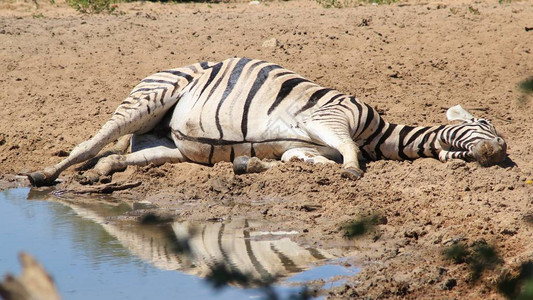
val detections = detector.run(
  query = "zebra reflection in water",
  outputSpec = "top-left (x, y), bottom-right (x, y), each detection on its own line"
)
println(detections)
top-left (43, 197), bottom-right (337, 284)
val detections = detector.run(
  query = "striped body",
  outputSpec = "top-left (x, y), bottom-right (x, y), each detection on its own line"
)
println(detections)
top-left (128, 58), bottom-right (501, 164)
top-left (154, 58), bottom-right (352, 164)
top-left (28, 58), bottom-right (507, 186)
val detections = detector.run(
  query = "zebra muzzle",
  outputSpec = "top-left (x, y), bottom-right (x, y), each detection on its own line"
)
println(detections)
top-left (472, 137), bottom-right (507, 167)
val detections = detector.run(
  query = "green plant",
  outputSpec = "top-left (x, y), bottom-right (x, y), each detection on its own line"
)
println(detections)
top-left (68, 0), bottom-right (117, 14)
top-left (342, 214), bottom-right (385, 239)
top-left (315, 0), bottom-right (347, 8)
top-left (443, 243), bottom-right (469, 264)
top-left (316, 0), bottom-right (396, 8)
top-left (519, 77), bottom-right (533, 94)
top-left (443, 240), bottom-right (502, 282)
top-left (468, 5), bottom-right (480, 15)
top-left (497, 261), bottom-right (533, 299)
top-left (516, 77), bottom-right (533, 107)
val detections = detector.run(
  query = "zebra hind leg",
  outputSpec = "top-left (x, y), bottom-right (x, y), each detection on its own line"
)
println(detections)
top-left (304, 122), bottom-right (364, 180)
top-left (28, 83), bottom-right (183, 186)
top-left (27, 122), bottom-right (127, 187)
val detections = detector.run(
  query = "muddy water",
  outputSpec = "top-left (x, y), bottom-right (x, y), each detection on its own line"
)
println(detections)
top-left (0, 188), bottom-right (359, 299)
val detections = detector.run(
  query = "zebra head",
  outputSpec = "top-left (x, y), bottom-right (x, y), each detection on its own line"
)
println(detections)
top-left (441, 105), bottom-right (507, 166)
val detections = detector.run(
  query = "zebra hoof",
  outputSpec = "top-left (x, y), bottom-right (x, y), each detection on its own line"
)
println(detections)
top-left (78, 171), bottom-right (100, 185)
top-left (233, 156), bottom-right (250, 175)
top-left (341, 168), bottom-right (363, 180)
top-left (27, 172), bottom-right (53, 187)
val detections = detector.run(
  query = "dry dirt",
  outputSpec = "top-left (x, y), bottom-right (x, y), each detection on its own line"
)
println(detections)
top-left (1, 0), bottom-right (533, 298)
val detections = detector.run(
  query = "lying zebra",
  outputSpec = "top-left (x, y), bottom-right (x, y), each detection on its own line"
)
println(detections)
top-left (28, 58), bottom-right (507, 186)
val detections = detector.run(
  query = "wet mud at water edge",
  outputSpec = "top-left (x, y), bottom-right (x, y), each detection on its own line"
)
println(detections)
top-left (1, 0), bottom-right (533, 298)
top-left (0, 188), bottom-right (360, 299)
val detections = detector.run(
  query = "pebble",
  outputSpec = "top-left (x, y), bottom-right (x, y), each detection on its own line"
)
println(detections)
top-left (442, 278), bottom-right (457, 290)
top-left (262, 38), bottom-right (279, 48)
top-left (133, 201), bottom-right (156, 210)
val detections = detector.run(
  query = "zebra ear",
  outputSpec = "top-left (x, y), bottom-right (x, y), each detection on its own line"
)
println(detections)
top-left (446, 105), bottom-right (474, 122)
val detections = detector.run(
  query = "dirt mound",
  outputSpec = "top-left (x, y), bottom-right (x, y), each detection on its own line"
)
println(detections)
top-left (1, 0), bottom-right (533, 298)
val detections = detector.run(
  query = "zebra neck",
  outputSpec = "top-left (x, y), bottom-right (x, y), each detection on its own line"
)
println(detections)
top-left (359, 122), bottom-right (447, 161)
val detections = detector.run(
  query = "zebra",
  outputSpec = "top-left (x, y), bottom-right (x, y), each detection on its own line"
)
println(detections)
top-left (27, 57), bottom-right (507, 187)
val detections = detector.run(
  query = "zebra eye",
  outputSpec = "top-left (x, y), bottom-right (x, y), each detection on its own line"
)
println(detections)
top-left (478, 119), bottom-right (488, 125)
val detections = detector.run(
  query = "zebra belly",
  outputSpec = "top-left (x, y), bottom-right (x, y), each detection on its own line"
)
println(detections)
top-left (168, 106), bottom-right (320, 164)
top-left (170, 133), bottom-right (317, 165)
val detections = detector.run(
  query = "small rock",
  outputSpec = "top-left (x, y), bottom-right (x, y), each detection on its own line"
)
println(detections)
top-left (395, 282), bottom-right (410, 296)
top-left (210, 178), bottom-right (229, 193)
top-left (133, 201), bottom-right (157, 210)
top-left (442, 278), bottom-right (457, 290)
top-left (494, 184), bottom-right (506, 192)
top-left (447, 160), bottom-right (466, 170)
top-left (300, 204), bottom-right (321, 212)
top-left (404, 229), bottom-right (419, 240)
top-left (262, 38), bottom-right (279, 48)
top-left (500, 228), bottom-right (517, 236)
top-left (53, 150), bottom-right (69, 157)
top-left (376, 215), bottom-right (388, 225)
top-left (316, 177), bottom-right (331, 185)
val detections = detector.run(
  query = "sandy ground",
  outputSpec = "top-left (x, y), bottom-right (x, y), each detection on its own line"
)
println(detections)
top-left (1, 0), bottom-right (533, 298)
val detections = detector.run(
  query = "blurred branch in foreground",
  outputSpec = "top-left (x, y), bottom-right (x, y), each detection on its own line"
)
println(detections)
top-left (0, 252), bottom-right (61, 300)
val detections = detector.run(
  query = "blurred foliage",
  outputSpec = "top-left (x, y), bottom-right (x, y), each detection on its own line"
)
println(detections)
top-left (67, 0), bottom-right (117, 13)
top-left (140, 213), bottom-right (173, 225)
top-left (516, 77), bottom-right (533, 107)
top-left (467, 5), bottom-right (480, 15)
top-left (443, 240), bottom-right (502, 282)
top-left (206, 263), bottom-right (314, 299)
top-left (66, 0), bottom-right (234, 13)
top-left (316, 0), bottom-right (397, 8)
top-left (342, 214), bottom-right (385, 239)
top-left (468, 242), bottom-right (502, 281)
top-left (519, 77), bottom-right (533, 94)
top-left (443, 243), bottom-right (469, 264)
top-left (206, 263), bottom-right (258, 289)
top-left (497, 261), bottom-right (533, 300)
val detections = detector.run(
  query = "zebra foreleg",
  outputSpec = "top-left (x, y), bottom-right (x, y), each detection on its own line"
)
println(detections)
top-left (76, 135), bottom-right (132, 172)
top-left (81, 144), bottom-right (187, 184)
